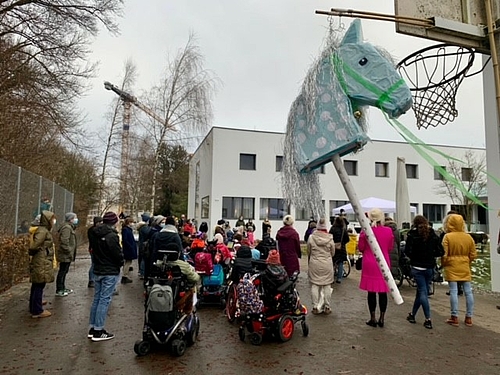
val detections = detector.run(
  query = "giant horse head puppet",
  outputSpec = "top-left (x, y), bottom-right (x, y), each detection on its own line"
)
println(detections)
top-left (282, 19), bottom-right (412, 215)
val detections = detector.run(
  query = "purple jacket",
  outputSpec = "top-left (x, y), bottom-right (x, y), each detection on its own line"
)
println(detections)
top-left (276, 225), bottom-right (301, 277)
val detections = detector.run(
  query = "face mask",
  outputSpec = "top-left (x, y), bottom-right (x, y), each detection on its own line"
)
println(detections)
top-left (160, 223), bottom-right (166, 228)
top-left (73, 218), bottom-right (79, 225)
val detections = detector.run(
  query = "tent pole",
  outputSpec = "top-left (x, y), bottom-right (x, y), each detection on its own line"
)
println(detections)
top-left (331, 154), bottom-right (403, 304)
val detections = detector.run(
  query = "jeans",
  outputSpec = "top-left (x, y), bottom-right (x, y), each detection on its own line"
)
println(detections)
top-left (56, 262), bottom-right (71, 292)
top-left (89, 275), bottom-right (119, 330)
top-left (29, 282), bottom-right (46, 315)
top-left (139, 258), bottom-right (145, 277)
top-left (449, 281), bottom-right (474, 317)
top-left (411, 267), bottom-right (433, 319)
top-left (336, 261), bottom-right (344, 282)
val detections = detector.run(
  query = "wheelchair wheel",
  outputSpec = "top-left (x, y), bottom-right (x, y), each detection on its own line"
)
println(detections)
top-left (301, 321), bottom-right (309, 337)
top-left (225, 283), bottom-right (238, 323)
top-left (250, 332), bottom-right (263, 346)
top-left (171, 339), bottom-right (187, 357)
top-left (134, 340), bottom-right (151, 356)
top-left (343, 260), bottom-right (351, 278)
top-left (186, 315), bottom-right (200, 346)
top-left (396, 267), bottom-right (404, 288)
top-left (278, 315), bottom-right (294, 342)
top-left (238, 326), bottom-right (246, 342)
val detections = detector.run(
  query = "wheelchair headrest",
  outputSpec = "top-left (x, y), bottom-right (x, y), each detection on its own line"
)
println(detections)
top-left (158, 249), bottom-right (179, 262)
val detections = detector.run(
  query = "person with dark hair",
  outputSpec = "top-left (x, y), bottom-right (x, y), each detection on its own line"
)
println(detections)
top-left (405, 215), bottom-right (444, 329)
top-left (121, 216), bottom-right (137, 284)
top-left (235, 215), bottom-right (245, 228)
top-left (137, 213), bottom-right (151, 279)
top-left (358, 208), bottom-right (394, 328)
top-left (88, 211), bottom-right (123, 341)
top-left (151, 216), bottom-right (184, 263)
top-left (256, 232), bottom-right (277, 260)
top-left (143, 215), bottom-right (165, 279)
top-left (262, 218), bottom-right (271, 240)
top-left (245, 219), bottom-right (256, 233)
top-left (330, 216), bottom-right (349, 284)
top-left (230, 245), bottom-right (254, 283)
top-left (87, 216), bottom-right (103, 288)
top-left (339, 209), bottom-right (349, 227)
top-left (304, 219), bottom-right (316, 243)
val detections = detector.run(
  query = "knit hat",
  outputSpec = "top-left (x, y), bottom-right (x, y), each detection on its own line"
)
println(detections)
top-left (214, 233), bottom-right (224, 244)
top-left (93, 216), bottom-right (103, 225)
top-left (141, 212), bottom-right (151, 222)
top-left (369, 208), bottom-right (385, 225)
top-left (65, 212), bottom-right (77, 222)
top-left (102, 212), bottom-right (119, 225)
top-left (316, 217), bottom-right (328, 230)
top-left (152, 215), bottom-right (165, 227)
top-left (283, 215), bottom-right (294, 226)
top-left (266, 249), bottom-right (281, 265)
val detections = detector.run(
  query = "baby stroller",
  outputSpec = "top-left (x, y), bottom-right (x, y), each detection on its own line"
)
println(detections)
top-left (237, 267), bottom-right (308, 346)
top-left (134, 249), bottom-right (200, 357)
top-left (196, 240), bottom-right (227, 307)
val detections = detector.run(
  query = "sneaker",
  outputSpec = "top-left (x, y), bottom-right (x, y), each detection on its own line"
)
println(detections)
top-left (87, 328), bottom-right (96, 338)
top-left (92, 330), bottom-right (115, 342)
top-left (423, 319), bottom-right (433, 329)
top-left (64, 289), bottom-right (74, 294)
top-left (465, 316), bottom-right (473, 327)
top-left (312, 308), bottom-right (320, 315)
top-left (55, 291), bottom-right (68, 297)
top-left (324, 308), bottom-right (332, 315)
top-left (446, 315), bottom-right (459, 327)
top-left (88, 281), bottom-right (95, 288)
top-left (32, 310), bottom-right (52, 318)
top-left (406, 313), bottom-right (416, 324)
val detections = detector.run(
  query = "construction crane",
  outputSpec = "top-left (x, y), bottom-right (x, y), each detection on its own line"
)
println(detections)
top-left (104, 81), bottom-right (167, 216)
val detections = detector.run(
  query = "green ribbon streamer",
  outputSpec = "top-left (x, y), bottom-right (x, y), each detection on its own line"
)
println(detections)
top-left (383, 112), bottom-right (490, 209)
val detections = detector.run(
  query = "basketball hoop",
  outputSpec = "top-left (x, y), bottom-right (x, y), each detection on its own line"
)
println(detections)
top-left (397, 44), bottom-right (475, 129)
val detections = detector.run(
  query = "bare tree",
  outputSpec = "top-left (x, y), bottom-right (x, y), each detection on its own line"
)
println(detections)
top-left (436, 150), bottom-right (487, 229)
top-left (140, 34), bottom-right (219, 212)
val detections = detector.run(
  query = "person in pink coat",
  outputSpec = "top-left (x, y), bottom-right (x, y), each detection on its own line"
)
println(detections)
top-left (358, 208), bottom-right (394, 328)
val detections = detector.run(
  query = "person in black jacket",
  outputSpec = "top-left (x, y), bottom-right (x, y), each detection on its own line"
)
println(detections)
top-left (88, 212), bottom-right (124, 342)
top-left (330, 216), bottom-right (349, 283)
top-left (150, 216), bottom-right (183, 266)
top-left (405, 215), bottom-right (444, 330)
top-left (230, 246), bottom-right (253, 283)
top-left (87, 216), bottom-right (103, 288)
top-left (256, 232), bottom-right (277, 260)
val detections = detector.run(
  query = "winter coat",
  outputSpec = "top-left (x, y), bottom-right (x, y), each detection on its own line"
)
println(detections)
top-left (92, 224), bottom-right (124, 276)
top-left (29, 211), bottom-right (56, 284)
top-left (405, 226), bottom-right (443, 269)
top-left (346, 233), bottom-right (358, 256)
top-left (358, 225), bottom-right (394, 293)
top-left (385, 221), bottom-right (401, 277)
top-left (166, 259), bottom-right (200, 285)
top-left (121, 225), bottom-right (138, 260)
top-left (307, 230), bottom-right (335, 285)
top-left (256, 234), bottom-right (276, 260)
top-left (441, 214), bottom-right (477, 282)
top-left (138, 223), bottom-right (151, 255)
top-left (151, 225), bottom-right (183, 262)
top-left (56, 222), bottom-right (77, 263)
top-left (245, 221), bottom-right (256, 232)
top-left (276, 225), bottom-right (301, 277)
top-left (330, 226), bottom-right (349, 263)
top-left (231, 246), bottom-right (254, 282)
top-left (262, 221), bottom-right (271, 238)
top-left (235, 219), bottom-right (245, 228)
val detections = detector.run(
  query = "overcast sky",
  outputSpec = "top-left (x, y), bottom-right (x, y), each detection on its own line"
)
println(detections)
top-left (79, 0), bottom-right (486, 150)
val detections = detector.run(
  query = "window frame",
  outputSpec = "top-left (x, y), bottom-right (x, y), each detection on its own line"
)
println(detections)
top-left (201, 196), bottom-right (210, 219)
top-left (405, 163), bottom-right (419, 179)
top-left (239, 153), bottom-right (256, 171)
top-left (259, 198), bottom-right (290, 220)
top-left (275, 156), bottom-right (283, 172)
top-left (222, 197), bottom-right (255, 220)
top-left (375, 162), bottom-right (389, 177)
top-left (344, 160), bottom-right (358, 176)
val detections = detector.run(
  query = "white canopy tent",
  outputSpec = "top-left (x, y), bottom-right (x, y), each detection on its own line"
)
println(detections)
top-left (331, 197), bottom-right (417, 215)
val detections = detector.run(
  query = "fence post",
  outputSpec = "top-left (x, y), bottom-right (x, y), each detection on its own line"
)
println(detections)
top-left (14, 167), bottom-right (21, 236)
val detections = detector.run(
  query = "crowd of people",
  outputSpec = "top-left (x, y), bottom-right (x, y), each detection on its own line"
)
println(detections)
top-left (25, 207), bottom-right (478, 342)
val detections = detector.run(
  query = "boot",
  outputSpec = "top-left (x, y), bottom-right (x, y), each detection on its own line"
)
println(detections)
top-left (32, 310), bottom-right (52, 319)
top-left (377, 312), bottom-right (385, 327)
top-left (464, 316), bottom-right (473, 327)
top-left (446, 315), bottom-right (459, 327)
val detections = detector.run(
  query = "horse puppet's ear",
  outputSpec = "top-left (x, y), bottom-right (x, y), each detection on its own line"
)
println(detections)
top-left (341, 19), bottom-right (363, 45)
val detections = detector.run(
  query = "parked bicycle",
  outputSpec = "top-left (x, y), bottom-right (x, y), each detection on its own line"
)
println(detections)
top-left (334, 259), bottom-right (351, 279)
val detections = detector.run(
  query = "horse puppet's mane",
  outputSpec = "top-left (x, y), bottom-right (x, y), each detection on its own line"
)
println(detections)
top-left (282, 27), bottom-right (397, 218)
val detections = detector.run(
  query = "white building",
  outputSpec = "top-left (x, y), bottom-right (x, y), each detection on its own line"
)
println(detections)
top-left (188, 127), bottom-right (487, 240)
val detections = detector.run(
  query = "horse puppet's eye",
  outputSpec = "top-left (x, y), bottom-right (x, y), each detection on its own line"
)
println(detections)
top-left (359, 57), bottom-right (368, 66)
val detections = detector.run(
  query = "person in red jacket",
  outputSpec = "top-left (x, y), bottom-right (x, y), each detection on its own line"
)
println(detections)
top-left (276, 215), bottom-right (302, 277)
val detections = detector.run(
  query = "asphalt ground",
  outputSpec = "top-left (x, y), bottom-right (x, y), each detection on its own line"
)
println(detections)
top-left (1, 253), bottom-right (500, 375)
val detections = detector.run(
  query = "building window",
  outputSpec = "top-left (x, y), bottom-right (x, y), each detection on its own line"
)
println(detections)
top-left (296, 200), bottom-right (325, 220)
top-left (423, 204), bottom-right (446, 223)
top-left (461, 167), bottom-right (472, 181)
top-left (434, 166), bottom-right (446, 180)
top-left (406, 164), bottom-right (418, 179)
top-left (240, 153), bottom-right (256, 170)
top-left (201, 196), bottom-right (209, 219)
top-left (259, 198), bottom-right (289, 220)
top-left (375, 162), bottom-right (389, 177)
top-left (344, 160), bottom-right (358, 176)
top-left (275, 156), bottom-right (283, 172)
top-left (222, 197), bottom-right (255, 220)
top-left (410, 203), bottom-right (418, 214)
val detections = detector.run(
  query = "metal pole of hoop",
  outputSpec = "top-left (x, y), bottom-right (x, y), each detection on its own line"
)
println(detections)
top-left (331, 154), bottom-right (404, 305)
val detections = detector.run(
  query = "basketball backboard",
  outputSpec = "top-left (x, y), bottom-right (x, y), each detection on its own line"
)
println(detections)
top-left (395, 0), bottom-right (494, 54)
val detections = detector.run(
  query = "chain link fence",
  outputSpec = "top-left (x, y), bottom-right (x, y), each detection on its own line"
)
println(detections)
top-left (0, 159), bottom-right (74, 236)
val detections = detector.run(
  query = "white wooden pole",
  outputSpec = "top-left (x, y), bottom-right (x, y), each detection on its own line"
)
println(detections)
top-left (331, 154), bottom-right (403, 305)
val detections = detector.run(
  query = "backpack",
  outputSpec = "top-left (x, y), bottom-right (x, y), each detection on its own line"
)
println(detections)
top-left (195, 252), bottom-right (213, 275)
top-left (265, 265), bottom-right (288, 286)
top-left (237, 273), bottom-right (263, 315)
top-left (146, 284), bottom-right (175, 329)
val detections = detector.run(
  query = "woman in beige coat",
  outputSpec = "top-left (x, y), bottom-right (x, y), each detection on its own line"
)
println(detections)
top-left (307, 217), bottom-right (335, 315)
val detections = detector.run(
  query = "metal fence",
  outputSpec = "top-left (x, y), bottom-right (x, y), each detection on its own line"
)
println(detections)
top-left (0, 159), bottom-right (74, 236)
